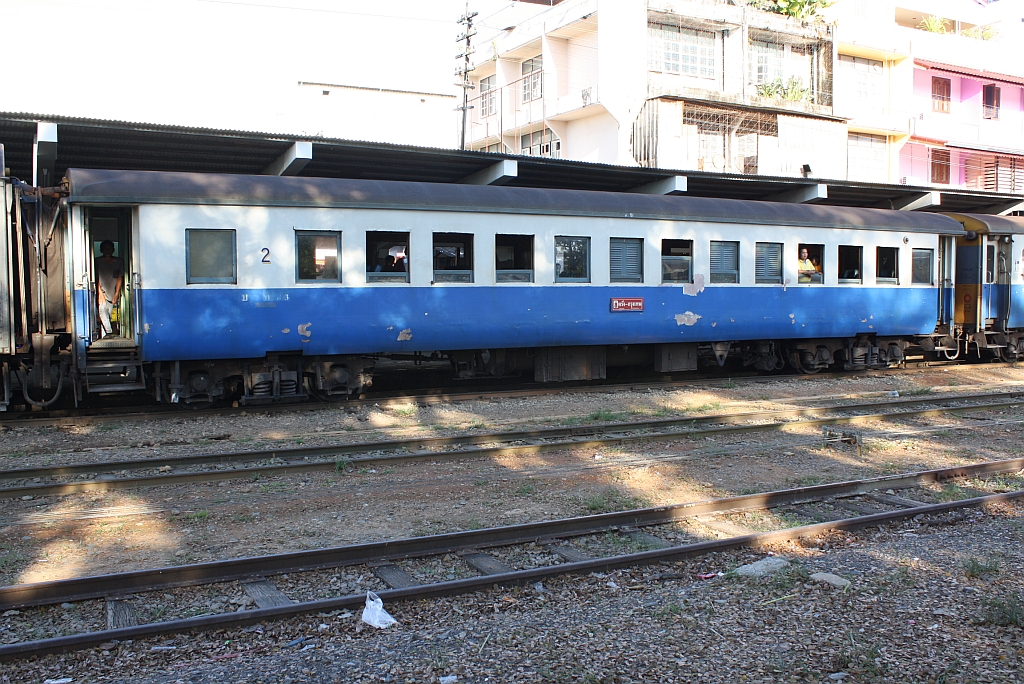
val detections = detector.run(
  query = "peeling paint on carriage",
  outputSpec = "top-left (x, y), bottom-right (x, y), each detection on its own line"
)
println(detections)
top-left (674, 312), bottom-right (702, 326)
top-left (683, 274), bottom-right (706, 297)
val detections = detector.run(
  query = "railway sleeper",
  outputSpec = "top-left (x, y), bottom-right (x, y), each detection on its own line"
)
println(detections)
top-left (1, 483), bottom-right (1020, 662)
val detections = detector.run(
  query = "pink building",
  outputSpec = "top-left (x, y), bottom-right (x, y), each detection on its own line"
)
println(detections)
top-left (901, 61), bottom-right (1024, 193)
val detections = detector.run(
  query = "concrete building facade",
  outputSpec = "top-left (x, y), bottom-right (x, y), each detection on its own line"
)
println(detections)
top-left (465, 0), bottom-right (1024, 199)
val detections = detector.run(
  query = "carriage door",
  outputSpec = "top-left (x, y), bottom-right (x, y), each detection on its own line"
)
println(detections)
top-left (937, 235), bottom-right (955, 323)
top-left (982, 236), bottom-right (1012, 328)
top-left (0, 179), bottom-right (13, 357)
top-left (1010, 235), bottom-right (1024, 330)
top-left (953, 233), bottom-right (983, 332)
top-left (85, 207), bottom-right (135, 348)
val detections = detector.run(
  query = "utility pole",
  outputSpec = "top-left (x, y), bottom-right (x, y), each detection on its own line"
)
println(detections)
top-left (456, 1), bottom-right (478, 150)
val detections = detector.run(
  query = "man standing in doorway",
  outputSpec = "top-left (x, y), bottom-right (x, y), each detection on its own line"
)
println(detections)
top-left (95, 240), bottom-right (124, 338)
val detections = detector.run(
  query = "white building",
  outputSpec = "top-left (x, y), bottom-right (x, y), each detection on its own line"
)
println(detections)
top-left (466, 0), bottom-right (847, 178)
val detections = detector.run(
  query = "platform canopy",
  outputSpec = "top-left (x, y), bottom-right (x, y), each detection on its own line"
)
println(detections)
top-left (1, 111), bottom-right (1021, 214)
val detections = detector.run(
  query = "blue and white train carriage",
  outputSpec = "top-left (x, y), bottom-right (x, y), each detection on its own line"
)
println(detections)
top-left (3, 167), bottom-right (1023, 409)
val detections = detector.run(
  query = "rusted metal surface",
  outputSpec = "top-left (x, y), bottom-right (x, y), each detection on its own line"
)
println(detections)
top-left (2, 457), bottom-right (1021, 612)
top-left (1, 393), bottom-right (1021, 499)
top-left (0, 485), bottom-right (1020, 661)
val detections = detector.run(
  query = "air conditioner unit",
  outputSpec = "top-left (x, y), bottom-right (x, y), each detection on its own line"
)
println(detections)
top-left (900, 176), bottom-right (908, 185)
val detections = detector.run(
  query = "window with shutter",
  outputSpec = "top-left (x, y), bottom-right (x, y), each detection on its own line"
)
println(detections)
top-left (610, 238), bottom-right (643, 283)
top-left (755, 242), bottom-right (783, 284)
top-left (710, 240), bottom-right (740, 284)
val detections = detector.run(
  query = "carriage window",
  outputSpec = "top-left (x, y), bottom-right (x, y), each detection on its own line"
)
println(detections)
top-left (496, 234), bottom-right (534, 282)
top-left (797, 243), bottom-right (824, 284)
top-left (986, 244), bottom-right (996, 284)
top-left (709, 240), bottom-right (739, 284)
top-left (661, 239), bottom-right (692, 283)
top-left (755, 242), bottom-right (783, 284)
top-left (433, 233), bottom-right (474, 283)
top-left (912, 248), bottom-right (934, 285)
top-left (877, 246), bottom-right (899, 283)
top-left (610, 238), bottom-right (643, 283)
top-left (186, 229), bottom-right (236, 284)
top-left (366, 231), bottom-right (409, 283)
top-left (555, 236), bottom-right (590, 282)
top-left (838, 245), bottom-right (862, 283)
top-left (296, 231), bottom-right (341, 282)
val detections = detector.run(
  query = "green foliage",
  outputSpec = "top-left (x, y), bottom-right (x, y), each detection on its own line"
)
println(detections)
top-left (756, 76), bottom-right (810, 102)
top-left (749, 0), bottom-right (833, 20)
top-left (962, 556), bottom-right (1001, 578)
top-left (962, 24), bottom-right (998, 40)
top-left (918, 15), bottom-right (950, 34)
top-left (774, 0), bottom-right (833, 20)
top-left (981, 593), bottom-right (1024, 627)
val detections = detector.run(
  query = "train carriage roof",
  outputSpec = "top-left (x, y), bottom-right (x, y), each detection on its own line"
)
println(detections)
top-left (66, 169), bottom-right (967, 235)
top-left (944, 213), bottom-right (1024, 236)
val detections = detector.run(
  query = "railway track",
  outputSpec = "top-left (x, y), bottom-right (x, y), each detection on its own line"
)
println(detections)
top-left (0, 457), bottom-right (1021, 661)
top-left (2, 391), bottom-right (1023, 499)
top-left (0, 359), bottom-right (1002, 428)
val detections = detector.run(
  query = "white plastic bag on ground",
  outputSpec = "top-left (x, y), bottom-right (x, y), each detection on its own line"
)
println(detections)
top-left (361, 591), bottom-right (398, 629)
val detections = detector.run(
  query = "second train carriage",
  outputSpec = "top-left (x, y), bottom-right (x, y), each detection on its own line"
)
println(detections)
top-left (2, 167), bottom-right (1024, 409)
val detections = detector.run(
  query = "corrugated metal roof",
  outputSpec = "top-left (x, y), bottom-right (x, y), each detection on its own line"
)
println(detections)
top-left (3, 111), bottom-right (1021, 214)
top-left (67, 168), bottom-right (967, 235)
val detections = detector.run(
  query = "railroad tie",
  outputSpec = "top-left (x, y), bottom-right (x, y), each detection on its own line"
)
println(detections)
top-left (372, 563), bottom-right (420, 589)
top-left (831, 499), bottom-right (884, 516)
top-left (105, 599), bottom-right (139, 630)
top-left (693, 518), bottom-right (752, 539)
top-left (865, 492), bottom-right (926, 509)
top-left (459, 551), bottom-right (515, 575)
top-left (620, 528), bottom-right (671, 549)
top-left (545, 544), bottom-right (593, 563)
top-left (242, 580), bottom-right (295, 609)
top-left (788, 505), bottom-right (845, 523)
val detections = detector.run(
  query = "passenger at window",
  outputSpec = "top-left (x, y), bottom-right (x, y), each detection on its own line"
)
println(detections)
top-left (797, 247), bottom-right (817, 283)
top-left (94, 240), bottom-right (124, 338)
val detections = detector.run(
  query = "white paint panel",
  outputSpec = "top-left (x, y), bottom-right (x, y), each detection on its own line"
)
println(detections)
top-left (137, 204), bottom-right (943, 292)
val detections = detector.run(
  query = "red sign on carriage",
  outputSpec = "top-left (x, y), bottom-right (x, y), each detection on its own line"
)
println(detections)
top-left (610, 297), bottom-right (644, 312)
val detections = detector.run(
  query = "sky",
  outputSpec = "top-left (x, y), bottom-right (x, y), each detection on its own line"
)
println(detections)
top-left (0, 0), bottom-right (513, 133)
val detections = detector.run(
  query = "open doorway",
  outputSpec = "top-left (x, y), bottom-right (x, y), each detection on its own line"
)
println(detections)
top-left (86, 208), bottom-right (133, 345)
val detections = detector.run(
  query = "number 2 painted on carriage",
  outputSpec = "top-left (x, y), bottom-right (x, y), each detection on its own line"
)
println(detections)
top-left (261, 248), bottom-right (271, 264)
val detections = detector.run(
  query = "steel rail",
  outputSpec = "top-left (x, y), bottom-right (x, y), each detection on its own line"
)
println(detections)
top-left (5, 391), bottom-right (1023, 480)
top-left (2, 457), bottom-right (1021, 611)
top-left (0, 481), bottom-right (1020, 660)
top-left (1, 393), bottom-right (1022, 499)
top-left (0, 359), bottom-right (990, 428)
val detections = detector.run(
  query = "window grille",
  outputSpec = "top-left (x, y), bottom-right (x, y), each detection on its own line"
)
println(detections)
top-left (648, 24), bottom-right (716, 79)
top-left (931, 148), bottom-right (950, 184)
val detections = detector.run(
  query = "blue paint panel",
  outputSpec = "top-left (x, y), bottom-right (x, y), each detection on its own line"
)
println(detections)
top-left (1009, 285), bottom-right (1024, 329)
top-left (134, 286), bottom-right (941, 362)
